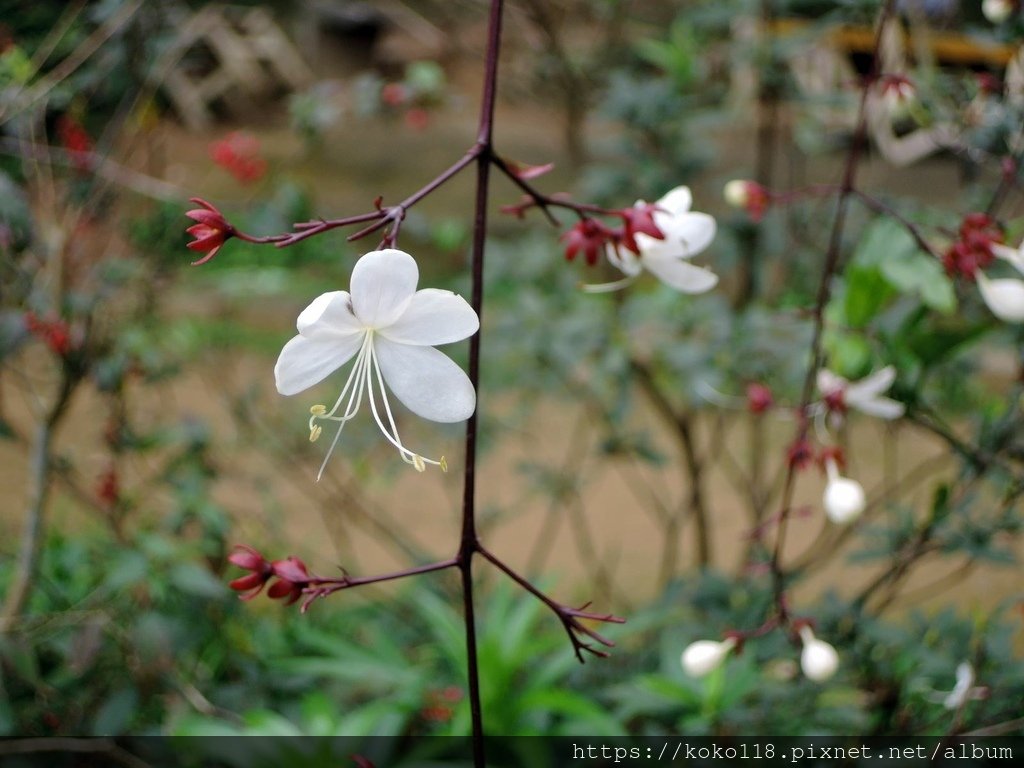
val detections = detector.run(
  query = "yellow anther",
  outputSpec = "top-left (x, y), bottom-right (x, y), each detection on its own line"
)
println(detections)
top-left (309, 424), bottom-right (322, 442)
top-left (310, 404), bottom-right (327, 416)
top-left (412, 454), bottom-right (426, 472)
top-left (440, 456), bottom-right (448, 473)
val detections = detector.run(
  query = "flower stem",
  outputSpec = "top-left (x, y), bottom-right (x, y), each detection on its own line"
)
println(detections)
top-left (458, 1), bottom-right (505, 765)
top-left (769, 0), bottom-right (896, 611)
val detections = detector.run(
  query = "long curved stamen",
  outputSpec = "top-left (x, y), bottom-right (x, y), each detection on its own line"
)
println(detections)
top-left (310, 334), bottom-right (372, 432)
top-left (580, 276), bottom-right (636, 293)
top-left (305, 331), bottom-right (446, 475)
top-left (314, 335), bottom-right (373, 481)
top-left (365, 338), bottom-right (443, 470)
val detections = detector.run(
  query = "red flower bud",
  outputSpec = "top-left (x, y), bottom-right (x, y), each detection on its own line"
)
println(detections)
top-left (787, 438), bottom-right (814, 470)
top-left (618, 203), bottom-right (664, 254)
top-left (746, 383), bottom-right (773, 414)
top-left (227, 545), bottom-right (272, 600)
top-left (817, 445), bottom-right (846, 472)
top-left (272, 556), bottom-right (311, 584)
top-left (96, 466), bottom-right (119, 508)
top-left (185, 198), bottom-right (233, 265)
top-left (24, 312), bottom-right (72, 356)
top-left (724, 180), bottom-right (770, 222)
top-left (209, 131), bottom-right (266, 184)
top-left (561, 218), bottom-right (615, 266)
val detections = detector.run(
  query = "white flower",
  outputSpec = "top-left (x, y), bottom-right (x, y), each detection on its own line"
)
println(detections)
top-left (979, 241), bottom-right (1024, 323)
top-left (798, 627), bottom-right (839, 682)
top-left (681, 637), bottom-right (736, 677)
top-left (983, 0), bottom-right (1014, 24)
top-left (275, 249), bottom-right (478, 477)
top-left (822, 458), bottom-right (866, 525)
top-left (816, 366), bottom-right (905, 420)
top-left (941, 662), bottom-right (988, 710)
top-left (605, 186), bottom-right (718, 293)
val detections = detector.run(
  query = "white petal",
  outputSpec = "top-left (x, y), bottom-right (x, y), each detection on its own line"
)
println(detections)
top-left (655, 186), bottom-right (693, 216)
top-left (605, 243), bottom-right (642, 276)
top-left (374, 337), bottom-right (475, 423)
top-left (991, 243), bottom-right (1024, 276)
top-left (296, 291), bottom-right (364, 338)
top-left (350, 249), bottom-right (419, 328)
top-left (845, 366), bottom-right (896, 402)
top-left (274, 333), bottom-right (365, 396)
top-left (641, 212), bottom-right (717, 261)
top-left (379, 289), bottom-right (479, 346)
top-left (978, 274), bottom-right (1024, 322)
top-left (817, 369), bottom-right (847, 397)
top-left (853, 396), bottom-right (905, 420)
top-left (642, 256), bottom-right (719, 293)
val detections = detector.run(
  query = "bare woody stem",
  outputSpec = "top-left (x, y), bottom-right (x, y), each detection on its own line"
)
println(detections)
top-left (457, 1), bottom-right (505, 764)
top-left (768, 0), bottom-right (897, 611)
top-left (1, 367), bottom-right (79, 632)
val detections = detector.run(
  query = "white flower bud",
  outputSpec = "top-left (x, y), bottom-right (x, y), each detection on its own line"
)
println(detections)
top-left (823, 476), bottom-right (866, 525)
top-left (799, 627), bottom-right (839, 682)
top-left (983, 0), bottom-right (1014, 24)
top-left (681, 637), bottom-right (736, 678)
top-left (822, 459), bottom-right (865, 524)
top-left (977, 273), bottom-right (1024, 323)
top-left (723, 180), bottom-right (751, 209)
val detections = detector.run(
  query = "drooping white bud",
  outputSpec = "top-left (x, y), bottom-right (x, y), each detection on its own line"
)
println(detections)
top-left (723, 180), bottom-right (751, 209)
top-left (823, 459), bottom-right (866, 525)
top-left (977, 272), bottom-right (1024, 323)
top-left (983, 0), bottom-right (1015, 24)
top-left (799, 627), bottom-right (839, 682)
top-left (681, 637), bottom-right (736, 678)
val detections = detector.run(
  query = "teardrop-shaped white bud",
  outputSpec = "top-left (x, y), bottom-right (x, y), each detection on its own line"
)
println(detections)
top-left (823, 475), bottom-right (866, 524)
top-left (983, 0), bottom-right (1014, 24)
top-left (681, 637), bottom-right (736, 678)
top-left (799, 627), bottom-right (839, 682)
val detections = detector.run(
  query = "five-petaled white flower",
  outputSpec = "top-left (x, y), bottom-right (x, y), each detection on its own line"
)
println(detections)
top-left (816, 365), bottom-right (905, 422)
top-left (605, 186), bottom-right (718, 293)
top-left (275, 249), bottom-right (478, 477)
top-left (980, 241), bottom-right (1024, 323)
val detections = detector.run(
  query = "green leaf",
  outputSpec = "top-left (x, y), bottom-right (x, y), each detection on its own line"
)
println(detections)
top-left (169, 562), bottom-right (228, 599)
top-left (91, 687), bottom-right (138, 735)
top-left (853, 218), bottom-right (956, 314)
top-left (843, 266), bottom-right (894, 328)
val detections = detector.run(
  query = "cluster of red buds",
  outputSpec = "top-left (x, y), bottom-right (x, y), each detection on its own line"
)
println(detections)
top-left (185, 198), bottom-right (234, 265)
top-left (943, 213), bottom-right (1002, 281)
top-left (560, 203), bottom-right (664, 265)
top-left (787, 439), bottom-right (851, 474)
top-left (209, 131), bottom-right (267, 184)
top-left (420, 686), bottom-right (462, 723)
top-left (228, 545), bottom-right (311, 605)
top-left (380, 83), bottom-right (432, 132)
top-left (56, 114), bottom-right (93, 173)
top-left (24, 312), bottom-right (72, 356)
